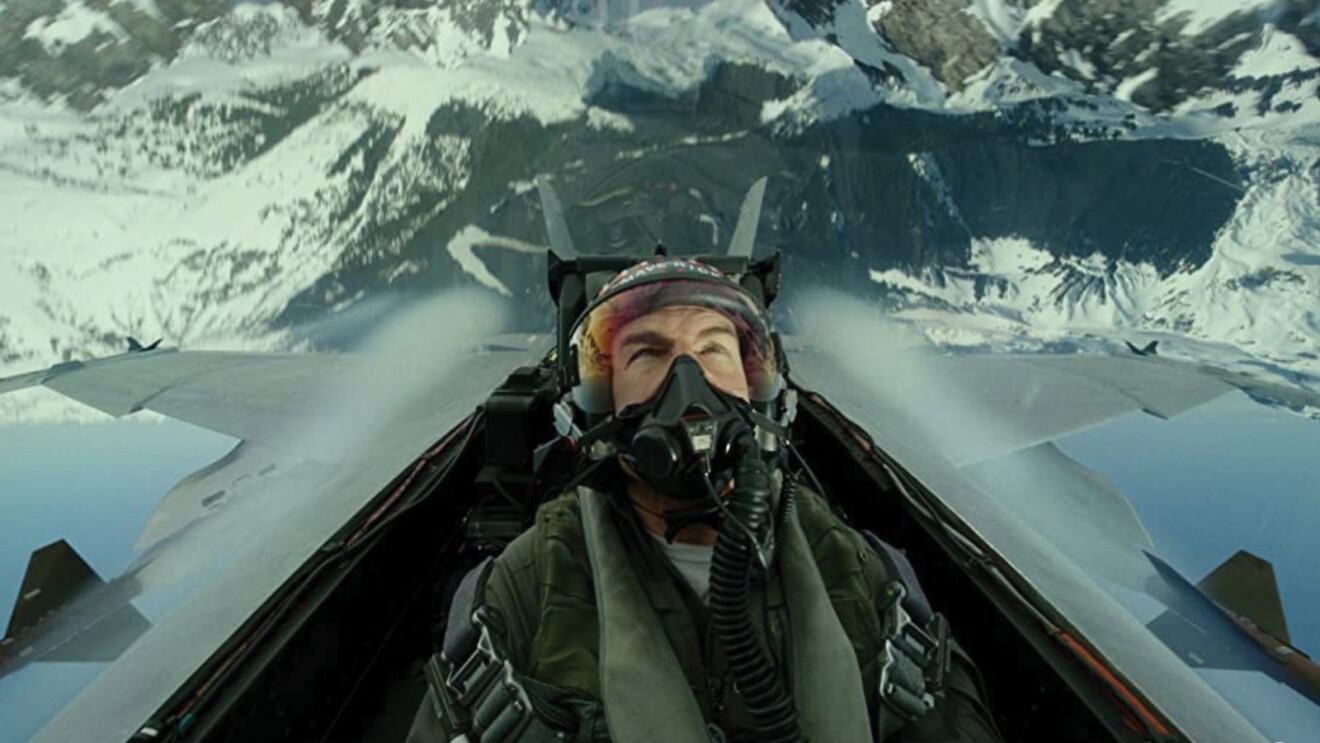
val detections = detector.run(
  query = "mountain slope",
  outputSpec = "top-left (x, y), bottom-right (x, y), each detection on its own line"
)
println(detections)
top-left (1, 0), bottom-right (1317, 423)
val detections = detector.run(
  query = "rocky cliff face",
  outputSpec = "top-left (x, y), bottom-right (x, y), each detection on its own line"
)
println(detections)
top-left (2, 0), bottom-right (227, 110)
top-left (1, 0), bottom-right (1317, 422)
top-left (7, 0), bottom-right (1314, 111)
top-left (782, 0), bottom-right (1320, 109)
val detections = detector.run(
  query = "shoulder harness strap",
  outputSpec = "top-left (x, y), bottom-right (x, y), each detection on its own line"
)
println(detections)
top-left (442, 557), bottom-right (496, 666)
top-left (862, 530), bottom-right (933, 625)
top-left (424, 558), bottom-right (575, 743)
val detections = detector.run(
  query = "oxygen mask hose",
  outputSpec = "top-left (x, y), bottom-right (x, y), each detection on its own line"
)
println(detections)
top-left (709, 420), bottom-right (804, 743)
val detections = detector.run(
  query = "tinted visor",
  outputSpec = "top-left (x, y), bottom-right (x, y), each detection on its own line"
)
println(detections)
top-left (569, 278), bottom-right (780, 414)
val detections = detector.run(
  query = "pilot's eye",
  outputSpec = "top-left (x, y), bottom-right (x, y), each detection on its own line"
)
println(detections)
top-left (629, 347), bottom-right (663, 363)
top-left (701, 343), bottom-right (731, 356)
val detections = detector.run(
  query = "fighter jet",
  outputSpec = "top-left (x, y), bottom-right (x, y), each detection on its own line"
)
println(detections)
top-left (1125, 340), bottom-right (1159, 357)
top-left (127, 338), bottom-right (163, 353)
top-left (2, 179), bottom-right (1318, 743)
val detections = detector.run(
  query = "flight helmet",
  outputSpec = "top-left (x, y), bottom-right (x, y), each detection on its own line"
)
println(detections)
top-left (566, 256), bottom-right (783, 416)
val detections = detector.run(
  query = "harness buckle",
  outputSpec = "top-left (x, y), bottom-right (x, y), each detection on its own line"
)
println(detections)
top-left (446, 608), bottom-right (504, 709)
top-left (876, 583), bottom-right (951, 729)
top-left (428, 607), bottom-right (568, 743)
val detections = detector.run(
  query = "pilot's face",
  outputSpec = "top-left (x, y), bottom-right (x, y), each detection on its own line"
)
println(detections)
top-left (610, 305), bottom-right (750, 413)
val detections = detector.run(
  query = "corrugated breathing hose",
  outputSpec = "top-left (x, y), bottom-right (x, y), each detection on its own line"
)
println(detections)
top-left (709, 422), bottom-right (804, 743)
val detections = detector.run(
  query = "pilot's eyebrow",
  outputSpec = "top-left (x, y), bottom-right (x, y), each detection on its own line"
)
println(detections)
top-left (695, 325), bottom-right (737, 341)
top-left (619, 325), bottom-right (735, 350)
top-left (617, 329), bottom-right (673, 350)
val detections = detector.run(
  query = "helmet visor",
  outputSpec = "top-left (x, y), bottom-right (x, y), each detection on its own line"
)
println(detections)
top-left (569, 278), bottom-right (780, 414)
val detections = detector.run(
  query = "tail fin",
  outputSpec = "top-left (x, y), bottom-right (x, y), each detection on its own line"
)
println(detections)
top-left (127, 337), bottom-right (144, 352)
top-left (728, 177), bottom-right (767, 258)
top-left (536, 175), bottom-right (578, 260)
top-left (5, 540), bottom-right (102, 639)
top-left (1198, 550), bottom-right (1290, 644)
top-left (4, 540), bottom-right (151, 664)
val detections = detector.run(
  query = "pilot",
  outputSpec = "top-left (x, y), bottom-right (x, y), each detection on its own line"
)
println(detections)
top-left (408, 258), bottom-right (1003, 743)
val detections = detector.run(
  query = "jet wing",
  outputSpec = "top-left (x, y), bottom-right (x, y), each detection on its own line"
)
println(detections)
top-left (785, 341), bottom-right (1309, 743)
top-left (785, 289), bottom-right (1320, 467)
top-left (22, 343), bottom-right (540, 743)
top-left (0, 349), bottom-right (379, 446)
top-left (0, 295), bottom-right (543, 743)
top-left (792, 349), bottom-right (1248, 466)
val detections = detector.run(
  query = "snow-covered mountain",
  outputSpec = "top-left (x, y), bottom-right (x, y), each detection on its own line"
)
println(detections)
top-left (2, 0), bottom-right (1318, 423)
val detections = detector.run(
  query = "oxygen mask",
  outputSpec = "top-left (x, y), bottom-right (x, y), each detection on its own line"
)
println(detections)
top-left (615, 355), bottom-right (751, 504)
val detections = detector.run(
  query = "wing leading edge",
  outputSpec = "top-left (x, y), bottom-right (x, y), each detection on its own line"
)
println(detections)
top-left (0, 348), bottom-right (370, 444)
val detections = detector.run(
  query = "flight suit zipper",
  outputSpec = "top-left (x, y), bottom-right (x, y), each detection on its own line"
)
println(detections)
top-left (708, 675), bottom-right (728, 724)
top-left (624, 507), bottom-right (727, 731)
top-left (702, 610), bottom-right (731, 731)
top-left (697, 605), bottom-right (715, 716)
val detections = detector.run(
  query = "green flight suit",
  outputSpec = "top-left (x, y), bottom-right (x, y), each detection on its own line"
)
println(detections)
top-left (409, 481), bottom-right (1002, 743)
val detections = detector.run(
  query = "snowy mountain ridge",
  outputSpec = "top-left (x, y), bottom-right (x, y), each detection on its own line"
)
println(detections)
top-left (1, 0), bottom-right (1318, 424)
top-left (874, 168), bottom-right (1320, 367)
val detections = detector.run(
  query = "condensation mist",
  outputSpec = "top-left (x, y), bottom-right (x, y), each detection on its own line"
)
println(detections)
top-left (284, 289), bottom-right (510, 463)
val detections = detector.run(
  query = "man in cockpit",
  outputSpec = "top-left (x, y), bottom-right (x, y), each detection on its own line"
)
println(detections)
top-left (408, 257), bottom-right (1003, 743)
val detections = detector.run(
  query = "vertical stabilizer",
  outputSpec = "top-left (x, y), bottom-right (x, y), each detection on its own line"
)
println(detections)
top-left (5, 540), bottom-right (103, 640)
top-left (1197, 550), bottom-right (1290, 644)
top-left (4, 540), bottom-right (151, 667)
top-left (537, 175), bottom-right (577, 260)
top-left (728, 177), bottom-right (767, 258)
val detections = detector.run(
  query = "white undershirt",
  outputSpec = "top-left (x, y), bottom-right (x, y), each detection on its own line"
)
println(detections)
top-left (650, 532), bottom-right (715, 604)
